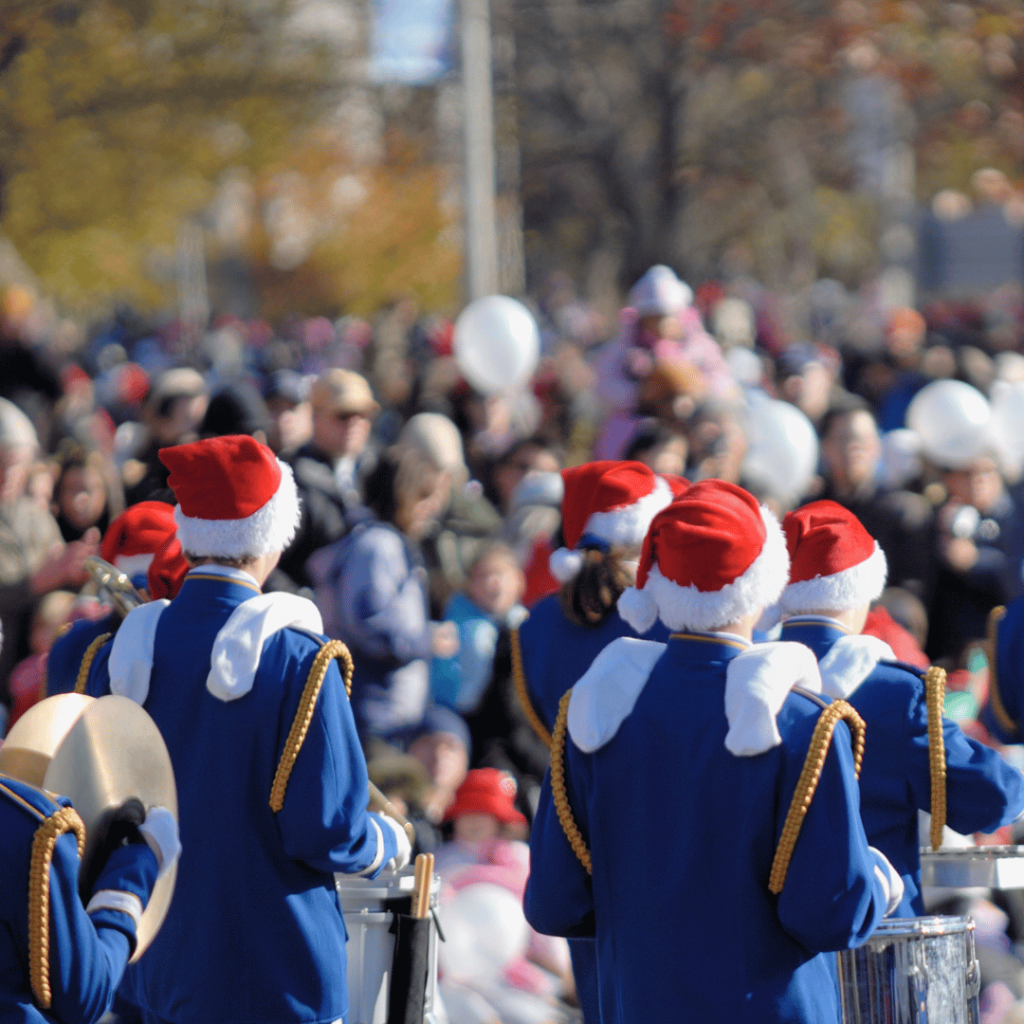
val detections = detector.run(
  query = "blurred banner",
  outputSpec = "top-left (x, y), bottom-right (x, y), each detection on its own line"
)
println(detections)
top-left (371, 0), bottom-right (455, 84)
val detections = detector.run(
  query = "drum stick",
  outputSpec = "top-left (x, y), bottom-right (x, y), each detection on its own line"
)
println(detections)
top-left (413, 853), bottom-right (434, 918)
top-left (367, 780), bottom-right (417, 846)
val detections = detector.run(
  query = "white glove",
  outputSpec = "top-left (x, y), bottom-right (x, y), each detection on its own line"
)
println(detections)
top-left (138, 806), bottom-right (181, 881)
top-left (869, 847), bottom-right (905, 918)
top-left (379, 815), bottom-right (413, 877)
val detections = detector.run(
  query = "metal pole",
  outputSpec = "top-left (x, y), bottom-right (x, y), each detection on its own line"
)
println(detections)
top-left (461, 0), bottom-right (499, 300)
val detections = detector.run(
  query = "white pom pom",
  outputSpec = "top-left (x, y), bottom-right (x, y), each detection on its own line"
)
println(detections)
top-left (617, 586), bottom-right (659, 634)
top-left (549, 547), bottom-right (584, 583)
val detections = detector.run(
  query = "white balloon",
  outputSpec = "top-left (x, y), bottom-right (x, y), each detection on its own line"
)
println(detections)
top-left (741, 396), bottom-right (819, 505)
top-left (437, 883), bottom-right (530, 982)
top-left (906, 379), bottom-right (991, 470)
top-left (454, 296), bottom-right (541, 395)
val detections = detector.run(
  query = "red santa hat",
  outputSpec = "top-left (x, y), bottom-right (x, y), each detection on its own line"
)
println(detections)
top-left (159, 435), bottom-right (300, 558)
top-left (100, 501), bottom-right (179, 582)
top-left (549, 461), bottom-right (688, 583)
top-left (442, 768), bottom-right (526, 826)
top-left (147, 533), bottom-right (189, 601)
top-left (618, 479), bottom-right (788, 633)
top-left (780, 501), bottom-right (887, 615)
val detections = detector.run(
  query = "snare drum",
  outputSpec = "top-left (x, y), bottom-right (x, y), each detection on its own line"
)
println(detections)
top-left (335, 868), bottom-right (441, 1024)
top-left (836, 915), bottom-right (980, 1024)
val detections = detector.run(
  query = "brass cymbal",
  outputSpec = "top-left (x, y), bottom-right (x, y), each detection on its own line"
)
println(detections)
top-left (44, 695), bottom-right (178, 962)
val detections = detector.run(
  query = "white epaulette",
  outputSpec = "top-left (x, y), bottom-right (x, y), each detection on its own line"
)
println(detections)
top-left (108, 593), bottom-right (324, 705)
top-left (567, 637), bottom-right (666, 752)
top-left (818, 634), bottom-right (896, 700)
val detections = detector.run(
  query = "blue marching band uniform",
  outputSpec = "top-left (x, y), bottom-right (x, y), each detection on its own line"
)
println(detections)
top-left (780, 614), bottom-right (1024, 916)
top-left (0, 773), bottom-right (159, 1023)
top-left (9, 456), bottom-right (1024, 1024)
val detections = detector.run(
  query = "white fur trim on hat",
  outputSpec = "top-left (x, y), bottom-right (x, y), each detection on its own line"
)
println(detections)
top-left (206, 593), bottom-right (323, 701)
top-left (585, 475), bottom-right (673, 550)
top-left (567, 637), bottom-right (666, 752)
top-left (550, 547), bottom-right (585, 583)
top-left (780, 543), bottom-right (887, 615)
top-left (174, 459), bottom-right (301, 558)
top-left (617, 584), bottom-right (659, 634)
top-left (724, 641), bottom-right (822, 756)
top-left (114, 553), bottom-right (155, 582)
top-left (620, 506), bottom-right (789, 633)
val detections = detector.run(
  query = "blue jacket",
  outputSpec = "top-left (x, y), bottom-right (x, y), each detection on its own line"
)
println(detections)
top-left (516, 593), bottom-right (669, 735)
top-left (46, 614), bottom-right (116, 696)
top-left (514, 594), bottom-right (668, 1024)
top-left (0, 774), bottom-right (158, 1024)
top-left (86, 566), bottom-right (398, 1024)
top-left (316, 518), bottom-right (434, 745)
top-left (525, 633), bottom-right (890, 1024)
top-left (985, 592), bottom-right (1024, 745)
top-left (782, 616), bottom-right (1024, 915)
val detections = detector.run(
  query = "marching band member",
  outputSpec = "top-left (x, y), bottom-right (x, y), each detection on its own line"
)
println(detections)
top-left (0, 772), bottom-right (176, 1024)
top-left (46, 501), bottom-right (179, 697)
top-left (779, 500), bottom-right (1024, 916)
top-left (509, 460), bottom-right (684, 1022)
top-left (525, 480), bottom-right (900, 1023)
top-left (84, 434), bottom-right (410, 1024)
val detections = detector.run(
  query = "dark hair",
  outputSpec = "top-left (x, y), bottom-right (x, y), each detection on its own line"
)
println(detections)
top-left (817, 394), bottom-right (873, 442)
top-left (559, 547), bottom-right (634, 628)
top-left (363, 446), bottom-right (444, 526)
top-left (623, 421), bottom-right (682, 463)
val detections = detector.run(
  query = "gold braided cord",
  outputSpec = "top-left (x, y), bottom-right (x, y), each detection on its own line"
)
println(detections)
top-left (769, 700), bottom-right (865, 895)
top-left (29, 807), bottom-right (86, 1009)
top-left (74, 634), bottom-right (113, 695)
top-left (269, 640), bottom-right (352, 812)
top-left (510, 624), bottom-right (553, 748)
top-left (926, 665), bottom-right (948, 851)
top-left (550, 690), bottom-right (592, 874)
top-left (985, 606), bottom-right (1018, 739)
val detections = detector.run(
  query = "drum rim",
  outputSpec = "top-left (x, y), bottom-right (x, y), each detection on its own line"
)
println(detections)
top-left (870, 914), bottom-right (975, 937)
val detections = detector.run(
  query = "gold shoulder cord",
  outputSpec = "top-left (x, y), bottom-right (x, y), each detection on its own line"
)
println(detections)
top-left (769, 700), bottom-right (865, 895)
top-left (925, 665), bottom-right (948, 851)
top-left (29, 807), bottom-right (86, 1009)
top-left (985, 606), bottom-right (1018, 740)
top-left (550, 690), bottom-right (591, 874)
top-left (510, 623), bottom-right (553, 748)
top-left (74, 633), bottom-right (113, 695)
top-left (269, 639), bottom-right (354, 813)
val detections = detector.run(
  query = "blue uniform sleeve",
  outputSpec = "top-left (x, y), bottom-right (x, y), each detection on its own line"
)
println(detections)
top-left (775, 719), bottom-right (888, 952)
top-left (524, 769), bottom-right (595, 939)
top-left (941, 717), bottom-right (1024, 835)
top-left (44, 831), bottom-right (158, 1024)
top-left (273, 650), bottom-right (394, 876)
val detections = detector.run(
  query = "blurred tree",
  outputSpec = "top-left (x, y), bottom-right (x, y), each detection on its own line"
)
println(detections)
top-left (511, 0), bottom-right (1024, 303)
top-left (0, 0), bottom-right (460, 316)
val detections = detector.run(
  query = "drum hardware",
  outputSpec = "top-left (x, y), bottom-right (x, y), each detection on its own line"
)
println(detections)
top-left (336, 866), bottom-right (442, 1024)
top-left (837, 915), bottom-right (980, 1024)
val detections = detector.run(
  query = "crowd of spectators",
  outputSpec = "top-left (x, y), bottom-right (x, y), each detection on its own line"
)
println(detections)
top-left (3, 267), bottom-right (1024, 1021)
